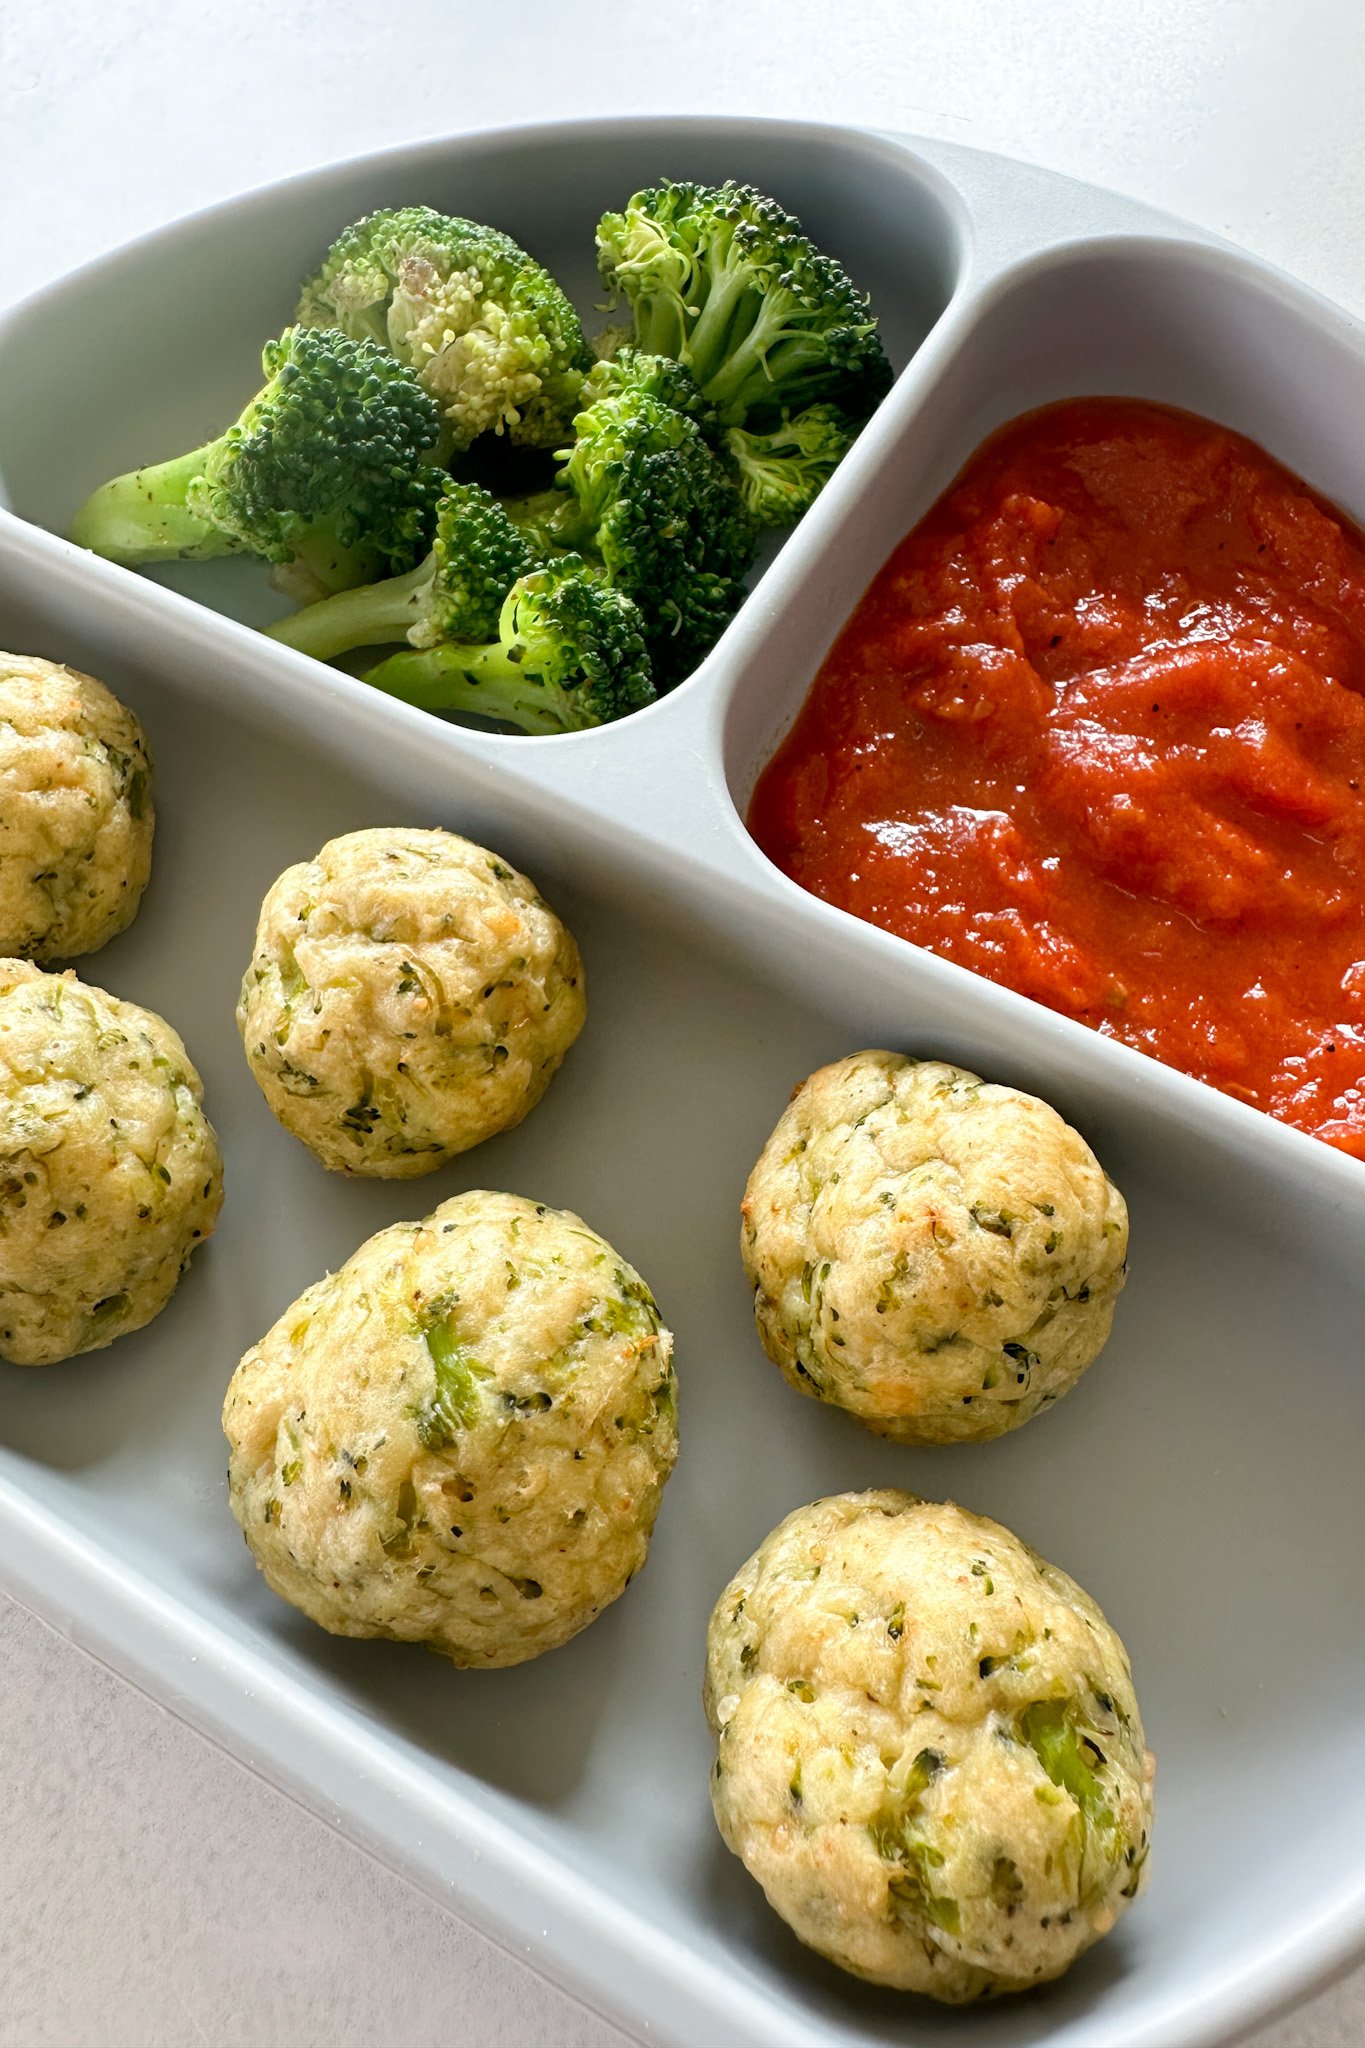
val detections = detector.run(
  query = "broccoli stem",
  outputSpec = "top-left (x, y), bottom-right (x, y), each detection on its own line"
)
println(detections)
top-left (501, 487), bottom-right (587, 553)
top-left (362, 643), bottom-right (580, 735)
top-left (266, 555), bottom-right (435, 658)
top-left (698, 297), bottom-right (835, 419)
top-left (66, 444), bottom-right (240, 564)
top-left (681, 265), bottom-right (764, 397)
top-left (632, 291), bottom-right (690, 365)
top-left (277, 531), bottom-right (400, 606)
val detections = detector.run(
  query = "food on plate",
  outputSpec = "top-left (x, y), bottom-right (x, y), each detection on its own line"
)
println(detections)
top-left (596, 178), bottom-right (891, 421)
top-left (237, 826), bottom-right (585, 1175)
top-left (223, 1189), bottom-right (677, 1667)
top-left (268, 483), bottom-right (656, 733)
top-left (296, 205), bottom-right (592, 452)
top-left (577, 343), bottom-right (725, 433)
top-left (499, 364), bottom-right (756, 687)
top-left (268, 481), bottom-right (541, 660)
top-left (724, 404), bottom-right (857, 528)
top-left (363, 556), bottom-right (654, 734)
top-left (69, 326), bottom-right (444, 602)
top-left (274, 348), bottom-right (753, 695)
top-left (705, 1490), bottom-right (1154, 1999)
top-left (70, 182), bottom-right (891, 716)
top-left (596, 179), bottom-right (891, 525)
top-left (580, 340), bottom-right (854, 527)
top-left (0, 652), bottom-right (154, 961)
top-left (749, 397), bottom-right (1365, 1155)
top-left (740, 1051), bottom-right (1127, 1444)
top-left (0, 960), bottom-right (222, 1365)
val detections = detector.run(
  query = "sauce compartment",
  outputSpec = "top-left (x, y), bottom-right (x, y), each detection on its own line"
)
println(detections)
top-left (716, 232), bottom-right (1365, 1226)
top-left (747, 395), bottom-right (1365, 1152)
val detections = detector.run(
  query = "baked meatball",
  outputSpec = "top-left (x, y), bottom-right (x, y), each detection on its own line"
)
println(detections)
top-left (224, 1190), bottom-right (677, 1667)
top-left (0, 960), bottom-right (222, 1365)
top-left (706, 1491), bottom-right (1154, 2000)
top-left (0, 652), bottom-right (154, 962)
top-left (237, 827), bottom-right (585, 1177)
top-left (741, 1052), bottom-right (1128, 1444)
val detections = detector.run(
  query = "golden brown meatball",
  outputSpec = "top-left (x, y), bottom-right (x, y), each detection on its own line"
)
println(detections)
top-left (0, 960), bottom-right (222, 1365)
top-left (0, 652), bottom-right (154, 962)
top-left (237, 827), bottom-right (585, 1177)
top-left (706, 1491), bottom-right (1154, 1999)
top-left (224, 1190), bottom-right (677, 1667)
top-left (741, 1052), bottom-right (1128, 1444)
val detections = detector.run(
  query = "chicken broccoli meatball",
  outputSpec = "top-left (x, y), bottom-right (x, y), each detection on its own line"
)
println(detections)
top-left (0, 960), bottom-right (222, 1365)
top-left (237, 827), bottom-right (585, 1177)
top-left (706, 1491), bottom-right (1154, 2000)
top-left (741, 1052), bottom-right (1128, 1445)
top-left (0, 652), bottom-right (154, 962)
top-left (223, 1189), bottom-right (677, 1667)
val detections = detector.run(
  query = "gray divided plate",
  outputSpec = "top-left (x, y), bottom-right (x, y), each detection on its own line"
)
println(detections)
top-left (0, 116), bottom-right (1362, 2048)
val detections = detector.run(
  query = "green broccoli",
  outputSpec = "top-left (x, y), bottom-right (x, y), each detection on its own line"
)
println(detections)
top-left (361, 555), bottom-right (655, 735)
top-left (297, 205), bottom-right (591, 451)
top-left (266, 482), bottom-right (539, 662)
top-left (725, 403), bottom-right (855, 525)
top-left (577, 344), bottom-right (721, 437)
top-left (267, 350), bottom-right (754, 693)
top-left (596, 179), bottom-right (892, 429)
top-left (506, 384), bottom-right (756, 688)
top-left (68, 326), bottom-right (444, 599)
top-left (585, 345), bottom-right (850, 529)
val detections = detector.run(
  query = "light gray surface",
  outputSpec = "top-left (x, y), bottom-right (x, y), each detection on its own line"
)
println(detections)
top-left (2, 4), bottom-right (1364, 2045)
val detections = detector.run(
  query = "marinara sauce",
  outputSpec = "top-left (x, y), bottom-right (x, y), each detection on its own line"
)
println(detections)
top-left (749, 398), bottom-right (1365, 1155)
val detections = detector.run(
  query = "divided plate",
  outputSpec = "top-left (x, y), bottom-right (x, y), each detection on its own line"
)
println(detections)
top-left (1, 117), bottom-right (1363, 2048)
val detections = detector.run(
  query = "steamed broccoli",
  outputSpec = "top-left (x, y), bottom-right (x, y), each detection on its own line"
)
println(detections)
top-left (297, 205), bottom-right (591, 451)
top-left (269, 355), bottom-right (752, 691)
top-left (596, 180), bottom-right (892, 429)
top-left (266, 482), bottom-right (539, 662)
top-left (506, 382), bottom-right (756, 688)
top-left (577, 344), bottom-right (721, 437)
top-left (724, 403), bottom-right (855, 525)
top-left (361, 555), bottom-right (655, 735)
top-left (585, 344), bottom-right (852, 529)
top-left (68, 326), bottom-right (444, 599)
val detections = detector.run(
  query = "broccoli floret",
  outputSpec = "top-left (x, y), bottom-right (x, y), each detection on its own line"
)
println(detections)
top-left (361, 555), bottom-right (655, 735)
top-left (266, 482), bottom-right (539, 662)
top-left (507, 386), bottom-right (756, 689)
top-left (582, 347), bottom-right (845, 528)
top-left (68, 327), bottom-right (444, 598)
top-left (596, 179), bottom-right (892, 428)
top-left (578, 346), bottom-right (721, 437)
top-left (270, 372), bottom-right (751, 692)
top-left (298, 205), bottom-right (591, 451)
top-left (725, 403), bottom-right (855, 526)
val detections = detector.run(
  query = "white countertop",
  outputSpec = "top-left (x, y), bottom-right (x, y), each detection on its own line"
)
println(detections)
top-left (2, 3), bottom-right (1362, 2042)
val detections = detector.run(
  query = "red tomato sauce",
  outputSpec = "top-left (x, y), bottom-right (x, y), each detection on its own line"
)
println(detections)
top-left (749, 398), bottom-right (1365, 1156)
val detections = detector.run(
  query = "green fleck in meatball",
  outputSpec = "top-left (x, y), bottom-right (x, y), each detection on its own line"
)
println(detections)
top-left (237, 827), bottom-right (585, 1177)
top-left (223, 1190), bottom-right (677, 1667)
top-left (706, 1491), bottom-right (1154, 1999)
top-left (0, 653), bottom-right (154, 962)
top-left (741, 1052), bottom-right (1128, 1444)
top-left (0, 960), bottom-right (222, 1365)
